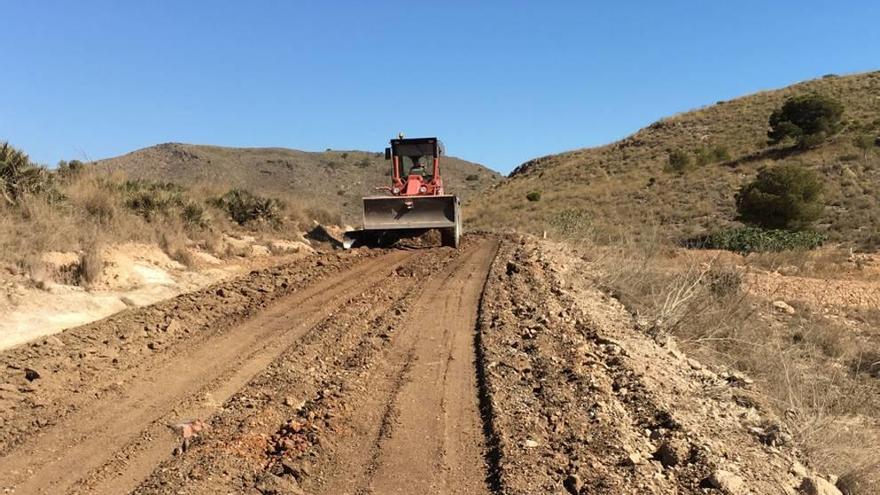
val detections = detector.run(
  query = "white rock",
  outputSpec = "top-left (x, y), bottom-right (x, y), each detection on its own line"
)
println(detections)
top-left (772, 300), bottom-right (796, 315)
top-left (707, 469), bottom-right (747, 495)
top-left (250, 245), bottom-right (271, 257)
top-left (799, 476), bottom-right (843, 495)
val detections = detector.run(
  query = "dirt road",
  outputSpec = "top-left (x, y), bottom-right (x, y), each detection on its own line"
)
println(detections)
top-left (0, 238), bottom-right (498, 494)
top-left (0, 235), bottom-right (830, 494)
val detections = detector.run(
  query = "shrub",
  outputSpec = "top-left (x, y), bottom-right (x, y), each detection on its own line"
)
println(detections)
top-left (526, 191), bottom-right (541, 202)
top-left (180, 202), bottom-right (207, 228)
top-left (711, 145), bottom-right (731, 162)
top-left (689, 227), bottom-right (826, 254)
top-left (357, 158), bottom-right (371, 168)
top-left (667, 149), bottom-right (692, 172)
top-left (121, 180), bottom-right (187, 221)
top-left (854, 134), bottom-right (876, 159)
top-left (465, 174), bottom-right (479, 181)
top-left (693, 146), bottom-right (730, 166)
top-left (56, 159), bottom-right (86, 178)
top-left (548, 209), bottom-right (592, 239)
top-left (0, 141), bottom-right (53, 205)
top-left (736, 164), bottom-right (824, 230)
top-left (75, 237), bottom-right (104, 286)
top-left (212, 188), bottom-right (282, 226)
top-left (768, 94), bottom-right (844, 148)
top-left (694, 148), bottom-right (712, 167)
top-left (81, 188), bottom-right (117, 224)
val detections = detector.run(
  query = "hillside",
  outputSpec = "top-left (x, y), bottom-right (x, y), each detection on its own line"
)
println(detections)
top-left (467, 71), bottom-right (880, 249)
top-left (96, 143), bottom-right (502, 224)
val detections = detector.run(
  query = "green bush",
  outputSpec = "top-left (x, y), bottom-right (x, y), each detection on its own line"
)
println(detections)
top-left (181, 202), bottom-right (207, 228)
top-left (667, 149), bottom-right (692, 172)
top-left (121, 180), bottom-right (186, 220)
top-left (56, 159), bottom-right (86, 178)
top-left (0, 141), bottom-right (52, 205)
top-left (689, 227), bottom-right (825, 253)
top-left (212, 188), bottom-right (282, 226)
top-left (693, 145), bottom-right (730, 167)
top-left (736, 164), bottom-right (824, 230)
top-left (526, 191), bottom-right (541, 202)
top-left (768, 94), bottom-right (844, 148)
top-left (465, 174), bottom-right (479, 181)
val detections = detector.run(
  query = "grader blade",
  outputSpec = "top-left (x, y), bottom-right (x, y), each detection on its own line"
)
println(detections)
top-left (343, 195), bottom-right (461, 249)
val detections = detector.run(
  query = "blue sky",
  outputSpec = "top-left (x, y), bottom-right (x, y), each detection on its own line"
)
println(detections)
top-left (2, 1), bottom-right (878, 174)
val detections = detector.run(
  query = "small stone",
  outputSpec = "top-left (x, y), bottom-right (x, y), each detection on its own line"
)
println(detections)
top-left (523, 439), bottom-right (539, 448)
top-left (165, 320), bottom-right (183, 333)
top-left (706, 469), bottom-right (746, 495)
top-left (24, 368), bottom-right (42, 381)
top-left (799, 476), bottom-right (843, 495)
top-left (44, 336), bottom-right (64, 347)
top-left (281, 459), bottom-right (311, 481)
top-left (625, 452), bottom-right (642, 466)
top-left (731, 371), bottom-right (754, 384)
top-left (772, 300), bottom-right (796, 315)
top-left (278, 437), bottom-right (297, 451)
top-left (255, 473), bottom-right (304, 495)
top-left (789, 461), bottom-right (808, 478)
top-left (653, 442), bottom-right (680, 468)
top-left (563, 474), bottom-right (583, 495)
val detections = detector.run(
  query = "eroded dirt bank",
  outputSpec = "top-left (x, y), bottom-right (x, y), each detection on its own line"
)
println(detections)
top-left (0, 235), bottom-right (835, 494)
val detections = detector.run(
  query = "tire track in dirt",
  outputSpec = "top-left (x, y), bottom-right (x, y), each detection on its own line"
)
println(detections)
top-left (133, 251), bottom-right (451, 492)
top-left (0, 249), bottom-right (418, 495)
top-left (308, 239), bottom-right (499, 495)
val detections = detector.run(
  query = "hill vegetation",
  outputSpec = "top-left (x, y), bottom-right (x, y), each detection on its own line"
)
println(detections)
top-left (95, 143), bottom-right (501, 225)
top-left (467, 71), bottom-right (880, 249)
top-left (2, 140), bottom-right (500, 282)
top-left (0, 141), bottom-right (322, 280)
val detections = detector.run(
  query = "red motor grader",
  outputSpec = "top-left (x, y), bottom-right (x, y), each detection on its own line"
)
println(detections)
top-left (343, 135), bottom-right (461, 248)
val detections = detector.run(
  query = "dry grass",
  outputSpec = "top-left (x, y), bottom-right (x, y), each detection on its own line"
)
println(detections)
top-left (469, 71), bottom-right (880, 249)
top-left (0, 167), bottom-right (319, 285)
top-left (558, 218), bottom-right (880, 493)
top-left (77, 235), bottom-right (105, 286)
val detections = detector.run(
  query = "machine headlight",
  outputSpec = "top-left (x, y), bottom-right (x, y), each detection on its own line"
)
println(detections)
top-left (392, 187), bottom-right (400, 194)
top-left (419, 186), bottom-right (427, 193)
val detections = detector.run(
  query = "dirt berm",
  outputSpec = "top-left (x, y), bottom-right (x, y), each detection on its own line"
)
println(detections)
top-left (0, 235), bottom-right (833, 494)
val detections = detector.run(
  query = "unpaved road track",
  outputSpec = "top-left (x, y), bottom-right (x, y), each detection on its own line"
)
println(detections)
top-left (0, 239), bottom-right (498, 494)
top-left (1, 236), bottom-right (820, 494)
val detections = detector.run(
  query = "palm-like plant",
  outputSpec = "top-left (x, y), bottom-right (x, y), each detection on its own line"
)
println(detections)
top-left (0, 141), bottom-right (50, 205)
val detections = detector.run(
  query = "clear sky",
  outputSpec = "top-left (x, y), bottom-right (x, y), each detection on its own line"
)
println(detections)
top-left (2, 1), bottom-right (878, 174)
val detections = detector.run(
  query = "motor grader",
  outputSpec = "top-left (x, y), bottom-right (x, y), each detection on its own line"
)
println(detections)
top-left (343, 135), bottom-right (461, 248)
